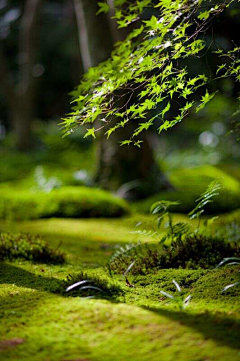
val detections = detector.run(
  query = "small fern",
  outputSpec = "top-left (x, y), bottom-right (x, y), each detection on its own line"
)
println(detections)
top-left (160, 280), bottom-right (192, 310)
top-left (107, 241), bottom-right (143, 276)
top-left (109, 242), bottom-right (142, 264)
top-left (108, 179), bottom-right (227, 275)
top-left (188, 180), bottom-right (222, 230)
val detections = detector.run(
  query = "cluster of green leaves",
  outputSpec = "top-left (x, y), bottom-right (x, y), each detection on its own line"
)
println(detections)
top-left (133, 180), bottom-right (222, 245)
top-left (0, 232), bottom-right (65, 263)
top-left (62, 0), bottom-right (240, 144)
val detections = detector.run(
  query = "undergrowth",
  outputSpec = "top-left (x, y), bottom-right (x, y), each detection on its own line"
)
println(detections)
top-left (0, 232), bottom-right (65, 264)
top-left (109, 234), bottom-right (240, 275)
top-left (108, 182), bottom-right (240, 275)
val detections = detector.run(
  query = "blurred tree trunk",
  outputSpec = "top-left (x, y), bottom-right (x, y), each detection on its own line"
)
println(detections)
top-left (73, 0), bottom-right (172, 199)
top-left (0, 0), bottom-right (43, 151)
top-left (73, 0), bottom-right (113, 69)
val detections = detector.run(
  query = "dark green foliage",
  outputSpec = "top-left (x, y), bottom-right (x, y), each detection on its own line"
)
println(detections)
top-left (0, 121), bottom-right (95, 184)
top-left (0, 232), bottom-right (65, 264)
top-left (65, 271), bottom-right (124, 299)
top-left (110, 234), bottom-right (240, 275)
top-left (0, 186), bottom-right (130, 220)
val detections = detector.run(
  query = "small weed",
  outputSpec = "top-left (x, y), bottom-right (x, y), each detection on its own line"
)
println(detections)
top-left (160, 280), bottom-right (192, 310)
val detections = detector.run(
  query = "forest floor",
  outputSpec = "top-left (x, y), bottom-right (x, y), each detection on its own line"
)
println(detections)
top-left (0, 216), bottom-right (239, 361)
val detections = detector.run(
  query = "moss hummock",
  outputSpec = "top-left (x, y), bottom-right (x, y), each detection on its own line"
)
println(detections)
top-left (134, 165), bottom-right (240, 214)
top-left (0, 186), bottom-right (130, 220)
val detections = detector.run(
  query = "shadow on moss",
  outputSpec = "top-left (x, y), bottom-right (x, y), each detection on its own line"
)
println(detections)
top-left (142, 305), bottom-right (240, 350)
top-left (0, 263), bottom-right (123, 302)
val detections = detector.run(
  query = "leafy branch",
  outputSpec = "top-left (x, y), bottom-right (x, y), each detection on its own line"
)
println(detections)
top-left (62, 0), bottom-right (240, 143)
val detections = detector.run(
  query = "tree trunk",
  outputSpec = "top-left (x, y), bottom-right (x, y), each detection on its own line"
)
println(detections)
top-left (95, 121), bottom-right (172, 199)
top-left (73, 0), bottom-right (113, 70)
top-left (0, 0), bottom-right (43, 151)
top-left (73, 0), bottom-right (173, 199)
top-left (12, 94), bottom-right (34, 151)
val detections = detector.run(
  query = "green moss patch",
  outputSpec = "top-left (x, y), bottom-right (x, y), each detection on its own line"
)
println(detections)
top-left (0, 261), bottom-right (239, 361)
top-left (0, 232), bottom-right (65, 264)
top-left (0, 217), bottom-right (240, 361)
top-left (0, 186), bottom-right (130, 220)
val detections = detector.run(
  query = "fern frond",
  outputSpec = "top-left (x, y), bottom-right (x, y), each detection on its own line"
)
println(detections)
top-left (188, 180), bottom-right (222, 219)
top-left (109, 241), bottom-right (142, 265)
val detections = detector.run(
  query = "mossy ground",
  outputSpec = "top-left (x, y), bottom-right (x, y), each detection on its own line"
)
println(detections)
top-left (0, 216), bottom-right (239, 361)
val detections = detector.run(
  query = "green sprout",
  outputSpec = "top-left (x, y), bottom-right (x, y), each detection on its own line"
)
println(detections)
top-left (160, 280), bottom-right (192, 310)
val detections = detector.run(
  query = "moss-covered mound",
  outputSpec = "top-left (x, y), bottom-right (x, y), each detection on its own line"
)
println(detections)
top-left (0, 186), bottom-right (130, 220)
top-left (0, 232), bottom-right (65, 263)
top-left (134, 165), bottom-right (240, 214)
top-left (130, 267), bottom-right (240, 302)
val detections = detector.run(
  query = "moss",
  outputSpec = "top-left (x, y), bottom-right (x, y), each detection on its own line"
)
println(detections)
top-left (134, 165), bottom-right (240, 214)
top-left (0, 218), bottom-right (239, 361)
top-left (0, 216), bottom-right (155, 265)
top-left (0, 186), bottom-right (130, 220)
top-left (170, 165), bottom-right (240, 193)
top-left (0, 261), bottom-right (239, 361)
top-left (216, 209), bottom-right (240, 226)
top-left (0, 232), bottom-right (65, 264)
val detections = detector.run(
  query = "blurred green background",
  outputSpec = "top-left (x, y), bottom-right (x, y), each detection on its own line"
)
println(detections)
top-left (0, 0), bottom-right (239, 218)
